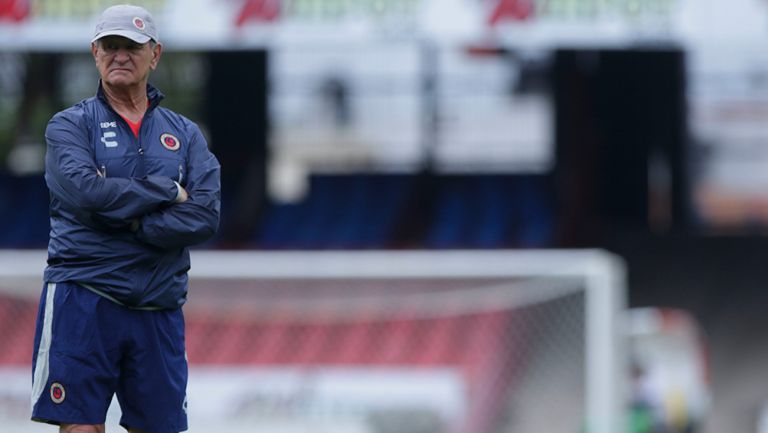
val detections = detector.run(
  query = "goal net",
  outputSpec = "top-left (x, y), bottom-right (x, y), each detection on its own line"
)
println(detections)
top-left (0, 249), bottom-right (626, 433)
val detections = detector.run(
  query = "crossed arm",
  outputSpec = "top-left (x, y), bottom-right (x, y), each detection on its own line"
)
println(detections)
top-left (45, 113), bottom-right (221, 250)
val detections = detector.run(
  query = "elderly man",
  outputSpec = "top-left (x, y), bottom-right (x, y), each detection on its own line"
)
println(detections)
top-left (30, 4), bottom-right (221, 433)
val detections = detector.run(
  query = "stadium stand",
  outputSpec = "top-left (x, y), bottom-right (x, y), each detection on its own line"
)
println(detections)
top-left (0, 174), bottom-right (49, 247)
top-left (251, 174), bottom-right (554, 249)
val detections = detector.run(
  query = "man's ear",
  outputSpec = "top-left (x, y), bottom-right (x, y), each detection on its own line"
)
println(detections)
top-left (150, 43), bottom-right (163, 71)
top-left (91, 42), bottom-right (99, 60)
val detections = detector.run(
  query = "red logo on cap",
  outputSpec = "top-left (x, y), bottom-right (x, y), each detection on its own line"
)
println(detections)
top-left (133, 17), bottom-right (145, 30)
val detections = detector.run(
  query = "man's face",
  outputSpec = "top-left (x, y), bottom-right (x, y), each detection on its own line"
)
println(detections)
top-left (91, 35), bottom-right (161, 88)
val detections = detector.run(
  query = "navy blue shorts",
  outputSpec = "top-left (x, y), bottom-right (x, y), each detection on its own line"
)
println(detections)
top-left (31, 282), bottom-right (188, 433)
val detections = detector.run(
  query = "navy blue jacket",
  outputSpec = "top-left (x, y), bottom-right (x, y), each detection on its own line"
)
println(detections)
top-left (44, 83), bottom-right (221, 309)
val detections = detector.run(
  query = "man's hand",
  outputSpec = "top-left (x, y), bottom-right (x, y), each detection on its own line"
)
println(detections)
top-left (175, 183), bottom-right (189, 203)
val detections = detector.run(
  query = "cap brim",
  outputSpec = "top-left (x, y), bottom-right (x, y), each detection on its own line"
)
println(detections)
top-left (92, 30), bottom-right (152, 44)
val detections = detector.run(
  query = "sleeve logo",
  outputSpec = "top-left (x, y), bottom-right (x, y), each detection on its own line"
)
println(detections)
top-left (160, 133), bottom-right (181, 151)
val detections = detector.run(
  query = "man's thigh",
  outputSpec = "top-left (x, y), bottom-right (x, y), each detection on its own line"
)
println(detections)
top-left (116, 307), bottom-right (188, 433)
top-left (31, 282), bottom-right (121, 426)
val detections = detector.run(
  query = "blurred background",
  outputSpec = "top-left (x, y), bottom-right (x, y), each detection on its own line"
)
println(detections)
top-left (1, 0), bottom-right (768, 432)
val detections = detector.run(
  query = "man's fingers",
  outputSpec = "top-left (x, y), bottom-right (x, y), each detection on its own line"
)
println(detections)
top-left (177, 185), bottom-right (189, 203)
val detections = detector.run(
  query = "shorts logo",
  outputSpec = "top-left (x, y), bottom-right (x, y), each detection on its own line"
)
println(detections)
top-left (133, 17), bottom-right (145, 30)
top-left (50, 383), bottom-right (66, 404)
top-left (160, 133), bottom-right (180, 151)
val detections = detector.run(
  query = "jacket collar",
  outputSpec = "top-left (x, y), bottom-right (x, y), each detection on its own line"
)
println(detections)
top-left (96, 80), bottom-right (165, 113)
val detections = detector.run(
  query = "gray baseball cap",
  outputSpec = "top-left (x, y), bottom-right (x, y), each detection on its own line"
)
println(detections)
top-left (92, 4), bottom-right (159, 44)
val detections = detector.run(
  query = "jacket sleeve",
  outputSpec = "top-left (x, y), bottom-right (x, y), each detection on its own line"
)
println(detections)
top-left (45, 111), bottom-right (180, 226)
top-left (134, 124), bottom-right (221, 250)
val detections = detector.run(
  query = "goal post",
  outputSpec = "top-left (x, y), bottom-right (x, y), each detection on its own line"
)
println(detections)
top-left (0, 249), bottom-right (627, 433)
top-left (186, 249), bottom-right (628, 433)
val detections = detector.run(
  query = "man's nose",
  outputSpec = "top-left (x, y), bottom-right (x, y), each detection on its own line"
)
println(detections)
top-left (114, 48), bottom-right (130, 62)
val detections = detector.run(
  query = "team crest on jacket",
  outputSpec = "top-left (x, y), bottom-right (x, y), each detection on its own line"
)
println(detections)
top-left (160, 133), bottom-right (181, 151)
top-left (50, 382), bottom-right (66, 404)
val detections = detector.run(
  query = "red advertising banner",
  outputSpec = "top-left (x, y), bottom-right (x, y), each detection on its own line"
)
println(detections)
top-left (0, 0), bottom-right (29, 22)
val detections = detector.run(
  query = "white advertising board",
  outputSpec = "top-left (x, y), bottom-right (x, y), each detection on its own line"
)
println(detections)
top-left (0, 0), bottom-right (708, 51)
top-left (0, 366), bottom-right (466, 433)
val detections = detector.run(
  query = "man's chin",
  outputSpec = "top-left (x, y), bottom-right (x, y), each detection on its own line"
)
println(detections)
top-left (105, 76), bottom-right (137, 87)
